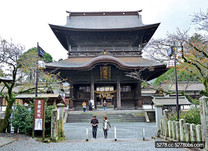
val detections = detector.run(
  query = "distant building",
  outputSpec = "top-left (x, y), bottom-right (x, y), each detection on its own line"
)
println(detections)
top-left (160, 82), bottom-right (205, 99)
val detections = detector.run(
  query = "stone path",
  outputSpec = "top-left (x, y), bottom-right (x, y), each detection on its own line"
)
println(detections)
top-left (0, 137), bottom-right (15, 147)
top-left (0, 122), bottom-right (186, 151)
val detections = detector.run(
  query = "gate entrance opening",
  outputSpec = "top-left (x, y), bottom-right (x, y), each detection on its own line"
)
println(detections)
top-left (95, 86), bottom-right (116, 106)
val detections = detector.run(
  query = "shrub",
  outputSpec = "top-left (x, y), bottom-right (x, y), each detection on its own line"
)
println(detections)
top-left (169, 107), bottom-right (201, 125)
top-left (45, 105), bottom-right (55, 137)
top-left (10, 103), bottom-right (34, 135)
top-left (10, 103), bottom-right (55, 136)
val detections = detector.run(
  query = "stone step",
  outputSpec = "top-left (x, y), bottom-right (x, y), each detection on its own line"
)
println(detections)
top-left (66, 112), bottom-right (145, 123)
top-left (67, 119), bottom-right (145, 123)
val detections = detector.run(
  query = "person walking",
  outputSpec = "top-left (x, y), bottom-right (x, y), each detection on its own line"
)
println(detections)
top-left (91, 115), bottom-right (99, 139)
top-left (102, 116), bottom-right (111, 139)
top-left (82, 101), bottom-right (86, 112)
top-left (103, 101), bottom-right (107, 111)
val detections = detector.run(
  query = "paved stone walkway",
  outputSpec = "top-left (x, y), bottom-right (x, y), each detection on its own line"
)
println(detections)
top-left (0, 137), bottom-right (15, 147)
top-left (64, 122), bottom-right (156, 140)
top-left (0, 122), bottom-right (186, 151)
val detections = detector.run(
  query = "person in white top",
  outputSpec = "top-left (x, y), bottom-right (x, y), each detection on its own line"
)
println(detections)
top-left (102, 116), bottom-right (111, 139)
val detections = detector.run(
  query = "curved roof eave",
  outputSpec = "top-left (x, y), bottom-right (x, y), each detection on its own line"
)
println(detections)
top-left (49, 23), bottom-right (160, 32)
top-left (46, 55), bottom-right (166, 71)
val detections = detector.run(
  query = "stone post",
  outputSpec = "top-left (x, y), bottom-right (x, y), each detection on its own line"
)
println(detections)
top-left (163, 109), bottom-right (168, 139)
top-left (168, 120), bottom-right (172, 138)
top-left (200, 96), bottom-right (208, 150)
top-left (162, 119), bottom-right (165, 135)
top-left (196, 125), bottom-right (202, 142)
top-left (190, 124), bottom-right (196, 142)
top-left (57, 103), bottom-right (66, 137)
top-left (172, 121), bottom-right (176, 140)
top-left (185, 123), bottom-right (190, 142)
top-left (51, 109), bottom-right (58, 141)
top-left (160, 119), bottom-right (163, 136)
top-left (155, 105), bottom-right (163, 135)
top-left (179, 119), bottom-right (185, 141)
top-left (175, 122), bottom-right (180, 141)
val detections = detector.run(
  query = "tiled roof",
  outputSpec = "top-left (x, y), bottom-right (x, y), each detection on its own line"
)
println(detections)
top-left (152, 96), bottom-right (191, 106)
top-left (46, 55), bottom-right (165, 70)
top-left (161, 83), bottom-right (205, 91)
top-left (52, 10), bottom-right (158, 30)
top-left (15, 94), bottom-right (61, 99)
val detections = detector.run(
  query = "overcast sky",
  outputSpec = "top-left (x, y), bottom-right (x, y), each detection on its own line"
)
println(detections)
top-left (0, 0), bottom-right (207, 61)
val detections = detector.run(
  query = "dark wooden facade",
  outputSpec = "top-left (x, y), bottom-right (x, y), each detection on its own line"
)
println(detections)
top-left (46, 11), bottom-right (167, 110)
top-left (62, 64), bottom-right (142, 109)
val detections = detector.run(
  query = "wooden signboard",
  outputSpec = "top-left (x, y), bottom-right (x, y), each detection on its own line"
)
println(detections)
top-left (34, 99), bottom-right (44, 130)
top-left (100, 66), bottom-right (111, 80)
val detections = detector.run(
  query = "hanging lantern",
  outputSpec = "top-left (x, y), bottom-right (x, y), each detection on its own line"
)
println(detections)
top-left (38, 60), bottom-right (45, 69)
top-left (167, 59), bottom-right (174, 68)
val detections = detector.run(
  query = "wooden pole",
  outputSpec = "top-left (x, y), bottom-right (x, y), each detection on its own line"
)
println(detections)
top-left (35, 42), bottom-right (39, 97)
top-left (173, 47), bottom-right (179, 121)
top-left (42, 99), bottom-right (46, 140)
top-left (32, 99), bottom-right (35, 138)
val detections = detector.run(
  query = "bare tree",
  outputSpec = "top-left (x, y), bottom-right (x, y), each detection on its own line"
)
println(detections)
top-left (0, 38), bottom-right (25, 132)
top-left (192, 9), bottom-right (208, 31)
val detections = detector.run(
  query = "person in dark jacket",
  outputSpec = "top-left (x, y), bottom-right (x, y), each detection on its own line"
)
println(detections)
top-left (102, 116), bottom-right (111, 139)
top-left (91, 115), bottom-right (99, 139)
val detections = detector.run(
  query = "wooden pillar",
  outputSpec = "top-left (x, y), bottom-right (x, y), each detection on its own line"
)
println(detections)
top-left (138, 82), bottom-right (142, 108)
top-left (90, 81), bottom-right (96, 109)
top-left (117, 81), bottom-right (121, 109)
top-left (114, 86), bottom-right (117, 109)
top-left (70, 83), bottom-right (74, 108)
top-left (137, 82), bottom-right (142, 108)
top-left (90, 81), bottom-right (94, 101)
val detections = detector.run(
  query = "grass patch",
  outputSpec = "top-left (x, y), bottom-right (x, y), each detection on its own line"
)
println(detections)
top-left (36, 136), bottom-right (66, 143)
top-left (132, 112), bottom-right (145, 117)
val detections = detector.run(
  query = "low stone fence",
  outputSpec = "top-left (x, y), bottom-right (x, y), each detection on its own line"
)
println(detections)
top-left (159, 118), bottom-right (202, 142)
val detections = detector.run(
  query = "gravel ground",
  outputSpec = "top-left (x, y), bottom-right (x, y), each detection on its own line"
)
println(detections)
top-left (0, 122), bottom-right (186, 151)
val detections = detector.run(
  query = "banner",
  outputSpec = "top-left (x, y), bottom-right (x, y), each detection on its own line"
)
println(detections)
top-left (38, 46), bottom-right (45, 58)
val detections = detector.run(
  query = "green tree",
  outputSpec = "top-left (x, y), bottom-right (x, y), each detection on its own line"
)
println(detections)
top-left (23, 47), bottom-right (53, 63)
top-left (153, 64), bottom-right (200, 87)
top-left (0, 68), bottom-right (4, 77)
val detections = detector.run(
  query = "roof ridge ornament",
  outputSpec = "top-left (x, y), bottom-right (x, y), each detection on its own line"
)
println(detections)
top-left (137, 10), bottom-right (142, 17)
top-left (66, 11), bottom-right (71, 17)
